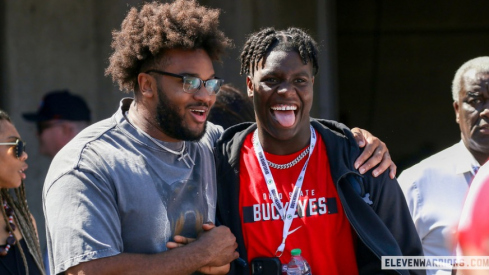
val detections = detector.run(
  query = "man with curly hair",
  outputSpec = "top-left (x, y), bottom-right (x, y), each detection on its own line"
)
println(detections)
top-left (43, 1), bottom-right (237, 274)
top-left (43, 1), bottom-right (395, 274)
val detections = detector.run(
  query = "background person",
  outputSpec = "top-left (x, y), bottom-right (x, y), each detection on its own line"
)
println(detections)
top-left (23, 89), bottom-right (91, 275)
top-left (22, 90), bottom-right (91, 159)
top-left (399, 56), bottom-right (489, 275)
top-left (208, 83), bottom-right (255, 130)
top-left (0, 109), bottom-right (44, 274)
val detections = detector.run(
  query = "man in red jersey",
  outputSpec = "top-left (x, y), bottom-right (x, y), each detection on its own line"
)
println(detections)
top-left (214, 27), bottom-right (424, 275)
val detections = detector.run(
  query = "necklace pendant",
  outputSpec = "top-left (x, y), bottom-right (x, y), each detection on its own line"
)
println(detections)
top-left (178, 152), bottom-right (195, 168)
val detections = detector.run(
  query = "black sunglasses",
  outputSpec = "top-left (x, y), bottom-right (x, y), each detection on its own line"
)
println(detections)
top-left (0, 139), bottom-right (26, 158)
top-left (145, 70), bottom-right (224, 95)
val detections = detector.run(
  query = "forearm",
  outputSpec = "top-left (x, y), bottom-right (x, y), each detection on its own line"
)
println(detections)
top-left (66, 243), bottom-right (212, 275)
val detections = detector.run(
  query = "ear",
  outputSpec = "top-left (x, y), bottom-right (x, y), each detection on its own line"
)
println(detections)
top-left (311, 76), bottom-right (315, 85)
top-left (137, 73), bottom-right (156, 98)
top-left (246, 75), bottom-right (254, 98)
top-left (453, 101), bottom-right (460, 124)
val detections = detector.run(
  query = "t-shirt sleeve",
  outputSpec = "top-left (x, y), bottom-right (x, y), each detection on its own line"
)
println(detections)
top-left (207, 122), bottom-right (224, 146)
top-left (44, 169), bottom-right (122, 274)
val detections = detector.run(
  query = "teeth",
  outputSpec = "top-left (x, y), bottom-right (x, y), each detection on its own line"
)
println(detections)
top-left (191, 109), bottom-right (205, 113)
top-left (271, 106), bottom-right (297, 111)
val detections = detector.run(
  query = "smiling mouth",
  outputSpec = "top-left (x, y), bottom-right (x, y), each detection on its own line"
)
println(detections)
top-left (189, 108), bottom-right (207, 123)
top-left (19, 167), bottom-right (27, 179)
top-left (190, 109), bottom-right (205, 116)
top-left (271, 106), bottom-right (297, 111)
top-left (271, 105), bottom-right (297, 127)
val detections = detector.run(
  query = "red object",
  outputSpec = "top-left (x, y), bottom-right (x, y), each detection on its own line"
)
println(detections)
top-left (458, 162), bottom-right (489, 255)
top-left (239, 131), bottom-right (358, 274)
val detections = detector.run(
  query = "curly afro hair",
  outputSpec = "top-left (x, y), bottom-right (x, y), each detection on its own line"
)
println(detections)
top-left (105, 0), bottom-right (232, 93)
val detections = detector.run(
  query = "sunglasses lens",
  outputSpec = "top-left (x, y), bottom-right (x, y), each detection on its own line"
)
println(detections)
top-left (16, 140), bottom-right (25, 158)
top-left (183, 77), bottom-right (201, 93)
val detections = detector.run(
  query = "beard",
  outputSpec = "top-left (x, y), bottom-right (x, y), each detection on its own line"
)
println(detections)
top-left (155, 86), bottom-right (207, 141)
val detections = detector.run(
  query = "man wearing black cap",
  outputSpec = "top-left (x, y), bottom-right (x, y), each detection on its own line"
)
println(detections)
top-left (23, 90), bottom-right (91, 158)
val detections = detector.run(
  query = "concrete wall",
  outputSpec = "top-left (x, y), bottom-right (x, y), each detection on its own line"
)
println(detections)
top-left (2, 0), bottom-right (336, 254)
top-left (0, 0), bottom-right (6, 105)
top-left (336, 1), bottom-right (489, 171)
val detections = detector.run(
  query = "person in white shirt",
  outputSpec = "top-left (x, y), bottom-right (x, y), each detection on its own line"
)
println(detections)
top-left (399, 56), bottom-right (489, 275)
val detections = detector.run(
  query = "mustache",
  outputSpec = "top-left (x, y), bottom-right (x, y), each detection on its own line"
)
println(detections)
top-left (187, 102), bottom-right (210, 109)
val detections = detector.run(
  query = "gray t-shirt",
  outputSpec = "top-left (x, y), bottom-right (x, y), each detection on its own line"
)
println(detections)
top-left (43, 98), bottom-right (222, 274)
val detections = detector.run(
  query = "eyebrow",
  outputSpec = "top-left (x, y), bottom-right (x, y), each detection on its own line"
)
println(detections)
top-left (293, 71), bottom-right (312, 77)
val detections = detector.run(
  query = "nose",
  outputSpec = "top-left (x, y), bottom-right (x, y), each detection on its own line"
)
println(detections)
top-left (277, 81), bottom-right (295, 95)
top-left (481, 108), bottom-right (489, 117)
top-left (20, 151), bottom-right (28, 161)
top-left (480, 101), bottom-right (489, 118)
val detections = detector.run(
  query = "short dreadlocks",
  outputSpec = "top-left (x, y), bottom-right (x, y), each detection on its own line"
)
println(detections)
top-left (105, 0), bottom-right (232, 93)
top-left (240, 27), bottom-right (319, 76)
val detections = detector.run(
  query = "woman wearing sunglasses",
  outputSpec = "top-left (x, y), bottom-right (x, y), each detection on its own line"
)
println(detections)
top-left (0, 109), bottom-right (44, 274)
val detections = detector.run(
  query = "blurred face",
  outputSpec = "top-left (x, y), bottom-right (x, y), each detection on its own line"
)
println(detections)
top-left (454, 69), bottom-right (489, 162)
top-left (37, 120), bottom-right (71, 158)
top-left (247, 50), bottom-right (314, 143)
top-left (0, 120), bottom-right (28, 189)
top-left (151, 49), bottom-right (217, 141)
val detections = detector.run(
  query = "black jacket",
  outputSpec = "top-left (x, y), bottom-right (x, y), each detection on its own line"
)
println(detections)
top-left (214, 119), bottom-right (425, 275)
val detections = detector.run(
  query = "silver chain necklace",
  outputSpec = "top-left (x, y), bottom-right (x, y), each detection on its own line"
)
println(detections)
top-left (252, 135), bottom-right (310, 170)
top-left (125, 111), bottom-right (195, 168)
